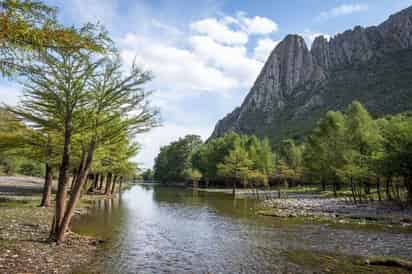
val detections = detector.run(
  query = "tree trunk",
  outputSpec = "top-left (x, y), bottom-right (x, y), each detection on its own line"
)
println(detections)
top-left (70, 171), bottom-right (77, 192)
top-left (52, 117), bottom-right (72, 238)
top-left (386, 177), bottom-right (392, 200)
top-left (104, 172), bottom-right (113, 195)
top-left (405, 177), bottom-right (412, 204)
top-left (376, 177), bottom-right (382, 202)
top-left (321, 178), bottom-right (326, 192)
top-left (55, 142), bottom-right (95, 243)
top-left (98, 174), bottom-right (105, 190)
top-left (232, 180), bottom-right (236, 197)
top-left (40, 163), bottom-right (53, 207)
top-left (110, 175), bottom-right (117, 195)
top-left (93, 173), bottom-right (99, 190)
top-left (350, 177), bottom-right (357, 204)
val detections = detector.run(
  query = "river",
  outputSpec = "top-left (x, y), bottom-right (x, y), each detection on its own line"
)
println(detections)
top-left (72, 184), bottom-right (412, 274)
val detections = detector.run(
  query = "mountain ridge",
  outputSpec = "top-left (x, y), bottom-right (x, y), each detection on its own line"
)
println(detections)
top-left (211, 6), bottom-right (412, 142)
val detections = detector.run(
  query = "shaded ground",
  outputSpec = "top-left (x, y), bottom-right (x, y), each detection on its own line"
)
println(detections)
top-left (0, 176), bottom-right (101, 274)
top-left (0, 176), bottom-right (57, 195)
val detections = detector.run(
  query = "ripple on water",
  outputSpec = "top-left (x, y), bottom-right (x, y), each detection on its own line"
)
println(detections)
top-left (72, 185), bottom-right (412, 274)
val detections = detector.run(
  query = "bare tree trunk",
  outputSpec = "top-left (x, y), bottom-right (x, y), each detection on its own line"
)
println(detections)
top-left (70, 170), bottom-right (77, 192)
top-left (376, 177), bottom-right (382, 202)
top-left (98, 174), bottom-right (105, 190)
top-left (104, 172), bottom-right (113, 195)
top-left (110, 175), bottom-right (117, 195)
top-left (40, 163), bottom-right (53, 207)
top-left (93, 173), bottom-right (99, 190)
top-left (321, 178), bottom-right (326, 192)
top-left (56, 142), bottom-right (95, 243)
top-left (350, 177), bottom-right (357, 204)
top-left (52, 117), bottom-right (72, 238)
top-left (232, 180), bottom-right (236, 197)
top-left (386, 177), bottom-right (393, 200)
top-left (406, 177), bottom-right (412, 204)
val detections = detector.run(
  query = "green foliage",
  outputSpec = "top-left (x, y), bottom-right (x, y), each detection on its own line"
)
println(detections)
top-left (217, 145), bottom-right (253, 186)
top-left (0, 0), bottom-right (109, 76)
top-left (155, 132), bottom-right (276, 187)
top-left (220, 50), bottom-right (412, 146)
top-left (153, 135), bottom-right (203, 182)
top-left (141, 169), bottom-right (154, 180)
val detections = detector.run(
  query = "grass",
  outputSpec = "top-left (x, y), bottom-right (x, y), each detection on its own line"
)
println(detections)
top-left (285, 249), bottom-right (412, 274)
top-left (0, 196), bottom-right (41, 208)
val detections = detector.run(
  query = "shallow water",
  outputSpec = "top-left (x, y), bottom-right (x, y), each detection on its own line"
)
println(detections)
top-left (72, 185), bottom-right (412, 274)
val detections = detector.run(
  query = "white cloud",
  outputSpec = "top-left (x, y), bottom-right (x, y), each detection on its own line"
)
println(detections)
top-left (135, 123), bottom-right (211, 168)
top-left (317, 4), bottom-right (369, 21)
top-left (190, 13), bottom-right (278, 45)
top-left (253, 38), bottom-right (280, 62)
top-left (190, 18), bottom-right (248, 45)
top-left (120, 33), bottom-right (239, 92)
top-left (189, 35), bottom-right (262, 87)
top-left (240, 15), bottom-right (278, 34)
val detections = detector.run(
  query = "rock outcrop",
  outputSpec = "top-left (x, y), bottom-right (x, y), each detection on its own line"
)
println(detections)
top-left (211, 6), bottom-right (412, 142)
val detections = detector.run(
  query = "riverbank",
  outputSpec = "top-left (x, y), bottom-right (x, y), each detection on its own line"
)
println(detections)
top-left (0, 176), bottom-right (108, 274)
top-left (259, 195), bottom-right (412, 226)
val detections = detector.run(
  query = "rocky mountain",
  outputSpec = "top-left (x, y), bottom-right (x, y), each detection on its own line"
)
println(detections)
top-left (211, 6), bottom-right (412, 142)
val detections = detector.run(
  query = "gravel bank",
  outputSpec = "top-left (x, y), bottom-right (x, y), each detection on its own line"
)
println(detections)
top-left (260, 196), bottom-right (412, 225)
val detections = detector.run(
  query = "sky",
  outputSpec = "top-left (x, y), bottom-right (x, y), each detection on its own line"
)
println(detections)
top-left (1, 0), bottom-right (412, 168)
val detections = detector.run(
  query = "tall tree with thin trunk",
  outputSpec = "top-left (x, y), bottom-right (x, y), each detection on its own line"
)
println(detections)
top-left (55, 58), bottom-right (158, 243)
top-left (9, 48), bottom-right (101, 240)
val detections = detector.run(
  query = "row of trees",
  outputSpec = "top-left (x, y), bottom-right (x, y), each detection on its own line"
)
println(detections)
top-left (153, 101), bottom-right (412, 204)
top-left (302, 101), bottom-right (412, 203)
top-left (153, 133), bottom-right (276, 193)
top-left (0, 0), bottom-right (158, 243)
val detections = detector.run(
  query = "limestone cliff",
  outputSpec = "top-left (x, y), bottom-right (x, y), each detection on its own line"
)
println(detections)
top-left (211, 6), bottom-right (412, 142)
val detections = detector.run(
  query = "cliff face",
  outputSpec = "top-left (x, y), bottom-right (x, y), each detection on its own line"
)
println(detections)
top-left (211, 6), bottom-right (412, 142)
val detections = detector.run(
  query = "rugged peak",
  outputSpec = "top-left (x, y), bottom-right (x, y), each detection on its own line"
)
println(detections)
top-left (311, 36), bottom-right (330, 68)
top-left (210, 6), bottom-right (412, 142)
top-left (379, 5), bottom-right (412, 49)
top-left (275, 35), bottom-right (308, 56)
top-left (271, 34), bottom-right (315, 94)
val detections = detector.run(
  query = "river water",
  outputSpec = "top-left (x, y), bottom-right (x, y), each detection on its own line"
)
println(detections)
top-left (72, 185), bottom-right (412, 274)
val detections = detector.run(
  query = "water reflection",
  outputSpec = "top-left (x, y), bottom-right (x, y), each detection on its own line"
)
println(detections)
top-left (72, 185), bottom-right (412, 274)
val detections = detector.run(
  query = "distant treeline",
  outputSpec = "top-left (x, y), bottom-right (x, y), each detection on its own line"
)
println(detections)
top-left (152, 101), bottom-right (412, 204)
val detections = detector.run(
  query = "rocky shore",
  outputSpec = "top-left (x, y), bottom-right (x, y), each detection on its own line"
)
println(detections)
top-left (0, 176), bottom-right (104, 274)
top-left (259, 195), bottom-right (412, 226)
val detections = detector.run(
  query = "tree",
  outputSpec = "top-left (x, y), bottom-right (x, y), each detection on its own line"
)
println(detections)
top-left (0, 108), bottom-right (58, 206)
top-left (277, 139), bottom-right (303, 181)
top-left (141, 169), bottom-right (154, 181)
top-left (0, 0), bottom-right (107, 76)
top-left (217, 145), bottom-right (253, 195)
top-left (337, 101), bottom-right (382, 200)
top-left (379, 113), bottom-right (412, 203)
top-left (54, 57), bottom-right (158, 243)
top-left (9, 48), bottom-right (101, 239)
top-left (153, 135), bottom-right (202, 182)
top-left (303, 111), bottom-right (347, 196)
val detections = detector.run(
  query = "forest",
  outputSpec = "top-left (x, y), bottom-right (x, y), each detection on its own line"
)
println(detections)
top-left (0, 0), bottom-right (158, 244)
top-left (153, 101), bottom-right (412, 204)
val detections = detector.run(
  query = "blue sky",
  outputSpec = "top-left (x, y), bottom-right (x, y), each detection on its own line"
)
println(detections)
top-left (1, 0), bottom-right (412, 168)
